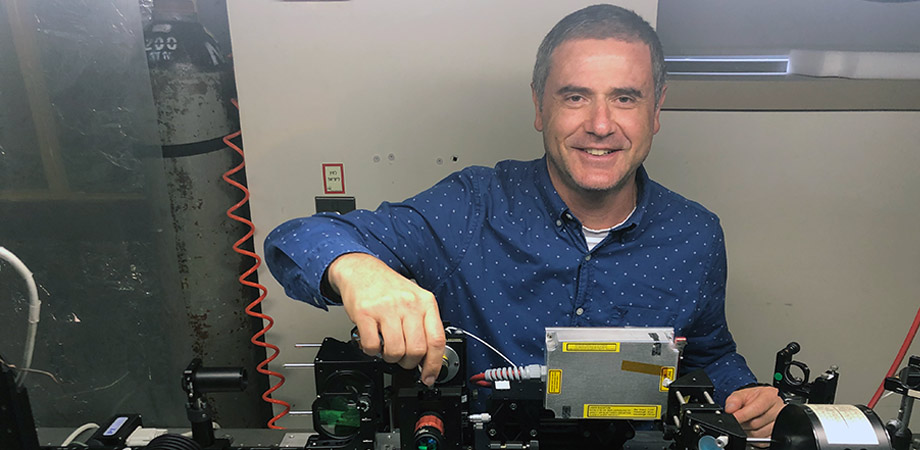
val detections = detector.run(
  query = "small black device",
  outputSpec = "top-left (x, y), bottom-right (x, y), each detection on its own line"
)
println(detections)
top-left (86, 414), bottom-right (143, 448)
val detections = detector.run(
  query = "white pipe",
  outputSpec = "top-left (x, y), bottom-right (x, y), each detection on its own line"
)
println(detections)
top-left (0, 246), bottom-right (41, 387)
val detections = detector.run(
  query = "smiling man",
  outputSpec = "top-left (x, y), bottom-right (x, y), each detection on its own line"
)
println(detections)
top-left (265, 3), bottom-right (784, 441)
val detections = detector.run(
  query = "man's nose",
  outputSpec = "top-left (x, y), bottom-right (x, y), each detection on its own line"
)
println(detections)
top-left (586, 101), bottom-right (615, 137)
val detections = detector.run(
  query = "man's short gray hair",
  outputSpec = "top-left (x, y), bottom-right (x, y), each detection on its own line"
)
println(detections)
top-left (533, 4), bottom-right (666, 109)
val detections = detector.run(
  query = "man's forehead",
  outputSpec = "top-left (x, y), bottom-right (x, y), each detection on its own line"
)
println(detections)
top-left (552, 37), bottom-right (652, 60)
top-left (546, 38), bottom-right (654, 90)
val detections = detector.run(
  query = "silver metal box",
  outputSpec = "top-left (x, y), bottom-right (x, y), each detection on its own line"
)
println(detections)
top-left (543, 327), bottom-right (681, 420)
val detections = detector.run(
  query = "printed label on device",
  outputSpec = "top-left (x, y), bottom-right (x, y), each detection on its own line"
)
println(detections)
top-left (562, 342), bottom-right (620, 352)
top-left (547, 369), bottom-right (562, 394)
top-left (583, 404), bottom-right (661, 419)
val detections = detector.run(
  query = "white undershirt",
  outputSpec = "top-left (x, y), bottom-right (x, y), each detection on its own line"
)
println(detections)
top-left (582, 206), bottom-right (637, 251)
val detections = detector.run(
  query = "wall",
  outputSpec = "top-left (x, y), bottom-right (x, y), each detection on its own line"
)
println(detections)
top-left (227, 0), bottom-right (919, 431)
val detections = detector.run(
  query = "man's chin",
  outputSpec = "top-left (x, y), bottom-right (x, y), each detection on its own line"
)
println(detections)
top-left (574, 181), bottom-right (622, 194)
top-left (572, 174), bottom-right (634, 195)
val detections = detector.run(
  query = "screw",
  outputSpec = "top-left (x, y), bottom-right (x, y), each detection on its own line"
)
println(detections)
top-left (373, 155), bottom-right (381, 163)
top-left (387, 153), bottom-right (395, 161)
top-left (488, 428), bottom-right (497, 436)
top-left (530, 430), bottom-right (538, 437)
top-left (436, 158), bottom-right (443, 165)
top-left (510, 403), bottom-right (517, 410)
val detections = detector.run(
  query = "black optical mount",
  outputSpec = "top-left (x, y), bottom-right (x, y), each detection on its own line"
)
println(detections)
top-left (182, 358), bottom-right (248, 449)
top-left (773, 342), bottom-right (839, 404)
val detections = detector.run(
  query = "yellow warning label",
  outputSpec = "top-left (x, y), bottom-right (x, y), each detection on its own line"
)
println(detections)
top-left (547, 369), bottom-right (562, 394)
top-left (562, 342), bottom-right (620, 352)
top-left (583, 404), bottom-right (661, 419)
top-left (660, 366), bottom-right (676, 392)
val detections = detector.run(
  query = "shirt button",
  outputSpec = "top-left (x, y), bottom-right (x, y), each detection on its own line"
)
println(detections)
top-left (555, 220), bottom-right (562, 227)
top-left (575, 307), bottom-right (584, 316)
top-left (584, 254), bottom-right (592, 261)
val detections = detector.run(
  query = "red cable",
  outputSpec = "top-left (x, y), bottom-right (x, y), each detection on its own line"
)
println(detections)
top-left (222, 99), bottom-right (291, 429)
top-left (868, 305), bottom-right (920, 409)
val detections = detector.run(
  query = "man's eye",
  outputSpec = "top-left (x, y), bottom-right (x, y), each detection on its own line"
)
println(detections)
top-left (615, 96), bottom-right (635, 104)
top-left (566, 95), bottom-right (585, 103)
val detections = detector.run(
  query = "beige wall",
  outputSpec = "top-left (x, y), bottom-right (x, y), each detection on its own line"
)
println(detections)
top-left (228, 0), bottom-right (918, 432)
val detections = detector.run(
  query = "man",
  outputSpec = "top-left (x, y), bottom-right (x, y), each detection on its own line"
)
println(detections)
top-left (265, 4), bottom-right (784, 440)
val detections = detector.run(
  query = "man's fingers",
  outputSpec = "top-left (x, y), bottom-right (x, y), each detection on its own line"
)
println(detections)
top-left (353, 317), bottom-right (382, 356)
top-left (744, 421), bottom-right (775, 448)
top-left (740, 411), bottom-right (775, 433)
top-left (378, 317), bottom-right (406, 364)
top-left (742, 403), bottom-right (784, 432)
top-left (419, 309), bottom-right (447, 386)
top-left (398, 314), bottom-right (427, 370)
top-left (729, 388), bottom-right (777, 424)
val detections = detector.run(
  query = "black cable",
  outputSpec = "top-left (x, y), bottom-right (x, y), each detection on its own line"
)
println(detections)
top-left (145, 434), bottom-right (203, 450)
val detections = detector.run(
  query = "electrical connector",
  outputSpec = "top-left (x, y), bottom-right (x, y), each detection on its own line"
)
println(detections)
top-left (126, 427), bottom-right (168, 446)
top-left (483, 364), bottom-right (547, 382)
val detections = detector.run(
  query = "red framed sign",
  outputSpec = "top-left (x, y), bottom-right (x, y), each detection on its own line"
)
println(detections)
top-left (322, 163), bottom-right (345, 194)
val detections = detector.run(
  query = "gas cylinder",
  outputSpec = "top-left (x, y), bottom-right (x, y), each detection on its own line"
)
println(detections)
top-left (144, 0), bottom-right (267, 427)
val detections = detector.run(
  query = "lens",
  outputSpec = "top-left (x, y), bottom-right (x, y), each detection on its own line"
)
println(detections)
top-left (416, 434), bottom-right (439, 450)
top-left (315, 394), bottom-right (361, 439)
top-left (414, 413), bottom-right (445, 450)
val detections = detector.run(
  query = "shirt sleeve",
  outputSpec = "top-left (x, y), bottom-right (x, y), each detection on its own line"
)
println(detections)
top-left (679, 220), bottom-right (757, 405)
top-left (263, 169), bottom-right (482, 310)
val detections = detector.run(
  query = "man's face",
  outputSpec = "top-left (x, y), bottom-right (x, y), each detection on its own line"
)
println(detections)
top-left (534, 38), bottom-right (665, 201)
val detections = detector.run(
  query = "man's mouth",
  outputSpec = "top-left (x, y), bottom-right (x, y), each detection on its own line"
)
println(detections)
top-left (579, 148), bottom-right (617, 156)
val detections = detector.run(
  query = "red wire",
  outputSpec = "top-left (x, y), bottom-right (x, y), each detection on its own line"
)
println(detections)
top-left (222, 99), bottom-right (291, 429)
top-left (868, 305), bottom-right (920, 409)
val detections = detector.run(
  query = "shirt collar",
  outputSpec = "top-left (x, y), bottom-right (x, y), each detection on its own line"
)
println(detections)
top-left (534, 156), bottom-right (571, 223)
top-left (533, 156), bottom-right (650, 232)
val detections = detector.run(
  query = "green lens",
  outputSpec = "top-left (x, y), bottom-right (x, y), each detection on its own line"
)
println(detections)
top-left (317, 395), bottom-right (360, 438)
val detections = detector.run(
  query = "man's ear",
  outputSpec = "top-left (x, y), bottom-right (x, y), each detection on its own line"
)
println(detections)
top-left (653, 84), bottom-right (667, 134)
top-left (532, 83), bottom-right (543, 132)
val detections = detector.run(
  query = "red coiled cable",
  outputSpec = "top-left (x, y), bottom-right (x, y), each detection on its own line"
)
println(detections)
top-left (222, 99), bottom-right (291, 429)
top-left (867, 304), bottom-right (920, 409)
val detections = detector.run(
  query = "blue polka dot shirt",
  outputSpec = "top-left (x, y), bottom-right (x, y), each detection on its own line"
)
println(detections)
top-left (264, 157), bottom-right (757, 404)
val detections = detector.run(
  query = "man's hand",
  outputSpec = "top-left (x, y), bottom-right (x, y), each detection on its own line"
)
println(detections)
top-left (724, 386), bottom-right (785, 445)
top-left (327, 253), bottom-right (446, 386)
